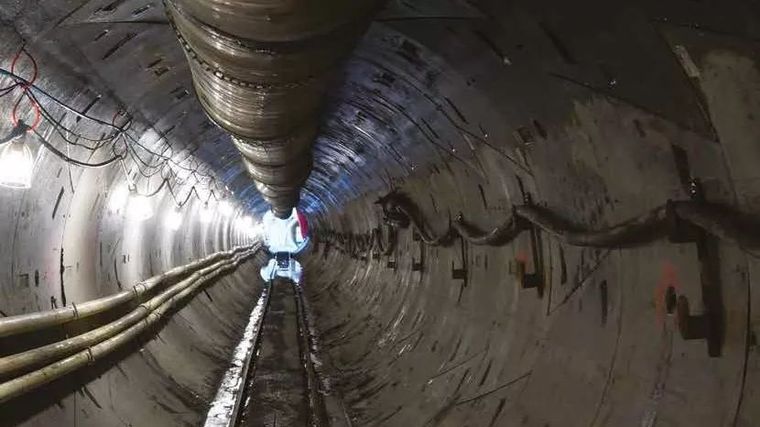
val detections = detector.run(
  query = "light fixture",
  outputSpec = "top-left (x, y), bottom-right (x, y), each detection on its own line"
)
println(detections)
top-left (0, 125), bottom-right (34, 189)
top-left (126, 187), bottom-right (153, 221)
top-left (199, 202), bottom-right (214, 223)
top-left (218, 200), bottom-right (234, 217)
top-left (165, 208), bottom-right (183, 231)
top-left (108, 183), bottom-right (130, 213)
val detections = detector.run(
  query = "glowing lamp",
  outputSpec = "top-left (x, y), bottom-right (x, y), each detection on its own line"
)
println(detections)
top-left (165, 208), bottom-right (183, 231)
top-left (126, 189), bottom-right (153, 221)
top-left (108, 184), bottom-right (130, 213)
top-left (0, 137), bottom-right (34, 189)
top-left (199, 202), bottom-right (214, 223)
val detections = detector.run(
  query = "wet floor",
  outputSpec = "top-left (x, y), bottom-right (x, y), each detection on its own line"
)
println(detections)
top-left (237, 279), bottom-right (309, 427)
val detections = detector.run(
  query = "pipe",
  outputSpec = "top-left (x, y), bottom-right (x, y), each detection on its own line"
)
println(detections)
top-left (332, 192), bottom-right (760, 253)
top-left (0, 245), bottom-right (254, 338)
top-left (452, 215), bottom-right (524, 246)
top-left (513, 204), bottom-right (670, 247)
top-left (0, 249), bottom-right (258, 404)
top-left (0, 249), bottom-right (256, 378)
top-left (165, 0), bottom-right (382, 217)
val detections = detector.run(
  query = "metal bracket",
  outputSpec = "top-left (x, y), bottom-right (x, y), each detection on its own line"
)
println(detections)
top-left (0, 122), bottom-right (29, 145)
top-left (512, 260), bottom-right (542, 297)
top-left (451, 265), bottom-right (467, 280)
top-left (673, 179), bottom-right (724, 357)
top-left (666, 200), bottom-right (701, 243)
top-left (516, 197), bottom-right (546, 298)
top-left (412, 232), bottom-right (424, 272)
top-left (677, 296), bottom-right (712, 340)
top-left (451, 236), bottom-right (468, 284)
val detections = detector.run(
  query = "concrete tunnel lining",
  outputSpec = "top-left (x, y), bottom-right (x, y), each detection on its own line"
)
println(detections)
top-left (0, 0), bottom-right (760, 426)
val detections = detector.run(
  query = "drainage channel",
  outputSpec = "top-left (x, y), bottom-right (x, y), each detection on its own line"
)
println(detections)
top-left (205, 278), bottom-right (328, 427)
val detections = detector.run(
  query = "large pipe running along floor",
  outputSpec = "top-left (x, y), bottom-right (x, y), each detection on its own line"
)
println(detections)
top-left (1, 0), bottom-right (760, 426)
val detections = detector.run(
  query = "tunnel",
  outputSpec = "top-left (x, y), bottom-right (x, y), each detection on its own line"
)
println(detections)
top-left (1, 0), bottom-right (759, 426)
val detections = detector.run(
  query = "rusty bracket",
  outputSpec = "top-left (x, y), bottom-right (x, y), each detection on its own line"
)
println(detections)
top-left (451, 236), bottom-right (468, 284)
top-left (512, 259), bottom-right (542, 297)
top-left (673, 179), bottom-right (724, 357)
top-left (676, 295), bottom-right (712, 340)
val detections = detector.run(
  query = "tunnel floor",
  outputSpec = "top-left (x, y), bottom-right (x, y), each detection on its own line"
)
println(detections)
top-left (236, 279), bottom-right (311, 427)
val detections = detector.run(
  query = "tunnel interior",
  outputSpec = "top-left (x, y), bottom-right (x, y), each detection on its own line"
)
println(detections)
top-left (1, 0), bottom-right (760, 426)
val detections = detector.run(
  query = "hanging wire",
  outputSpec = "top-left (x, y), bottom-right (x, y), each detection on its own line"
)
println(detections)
top-left (0, 47), bottom-right (233, 206)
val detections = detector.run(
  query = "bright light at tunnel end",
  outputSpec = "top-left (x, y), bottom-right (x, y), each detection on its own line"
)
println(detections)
top-left (233, 215), bottom-right (262, 238)
top-left (218, 200), bottom-right (234, 217)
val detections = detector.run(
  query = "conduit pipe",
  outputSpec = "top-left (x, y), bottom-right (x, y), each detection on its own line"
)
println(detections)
top-left (165, 0), bottom-right (383, 218)
top-left (0, 245), bottom-right (254, 338)
top-left (329, 194), bottom-right (760, 255)
top-left (0, 248), bottom-right (257, 378)
top-left (0, 248), bottom-right (258, 404)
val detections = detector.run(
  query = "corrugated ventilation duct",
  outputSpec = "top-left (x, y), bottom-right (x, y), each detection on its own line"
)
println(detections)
top-left (165, 0), bottom-right (382, 217)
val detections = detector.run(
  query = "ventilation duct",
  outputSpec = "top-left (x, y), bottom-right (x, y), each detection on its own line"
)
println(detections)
top-left (165, 0), bottom-right (382, 218)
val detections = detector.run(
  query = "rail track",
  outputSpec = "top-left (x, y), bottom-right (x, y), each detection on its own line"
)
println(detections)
top-left (209, 278), bottom-right (329, 427)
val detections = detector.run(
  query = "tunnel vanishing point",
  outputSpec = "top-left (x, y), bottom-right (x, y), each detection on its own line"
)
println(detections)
top-left (0, 0), bottom-right (760, 426)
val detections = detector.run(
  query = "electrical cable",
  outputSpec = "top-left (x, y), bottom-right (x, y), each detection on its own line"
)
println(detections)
top-left (31, 128), bottom-right (123, 168)
top-left (0, 48), bottom-right (232, 205)
top-left (0, 68), bottom-right (120, 130)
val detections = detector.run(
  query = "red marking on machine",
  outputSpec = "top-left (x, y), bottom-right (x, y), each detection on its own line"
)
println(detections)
top-left (655, 261), bottom-right (680, 327)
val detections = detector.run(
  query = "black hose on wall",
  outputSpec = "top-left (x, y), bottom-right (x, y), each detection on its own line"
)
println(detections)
top-left (316, 190), bottom-right (760, 257)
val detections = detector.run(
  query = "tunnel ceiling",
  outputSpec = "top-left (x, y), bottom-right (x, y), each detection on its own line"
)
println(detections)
top-left (4, 0), bottom-right (759, 217)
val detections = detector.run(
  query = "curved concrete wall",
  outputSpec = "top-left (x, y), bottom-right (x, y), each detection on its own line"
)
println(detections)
top-left (0, 6), bottom-right (262, 426)
top-left (1, 0), bottom-right (759, 426)
top-left (302, 2), bottom-right (760, 426)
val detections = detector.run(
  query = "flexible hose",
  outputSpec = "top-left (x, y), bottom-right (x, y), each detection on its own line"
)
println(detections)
top-left (319, 191), bottom-right (760, 257)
